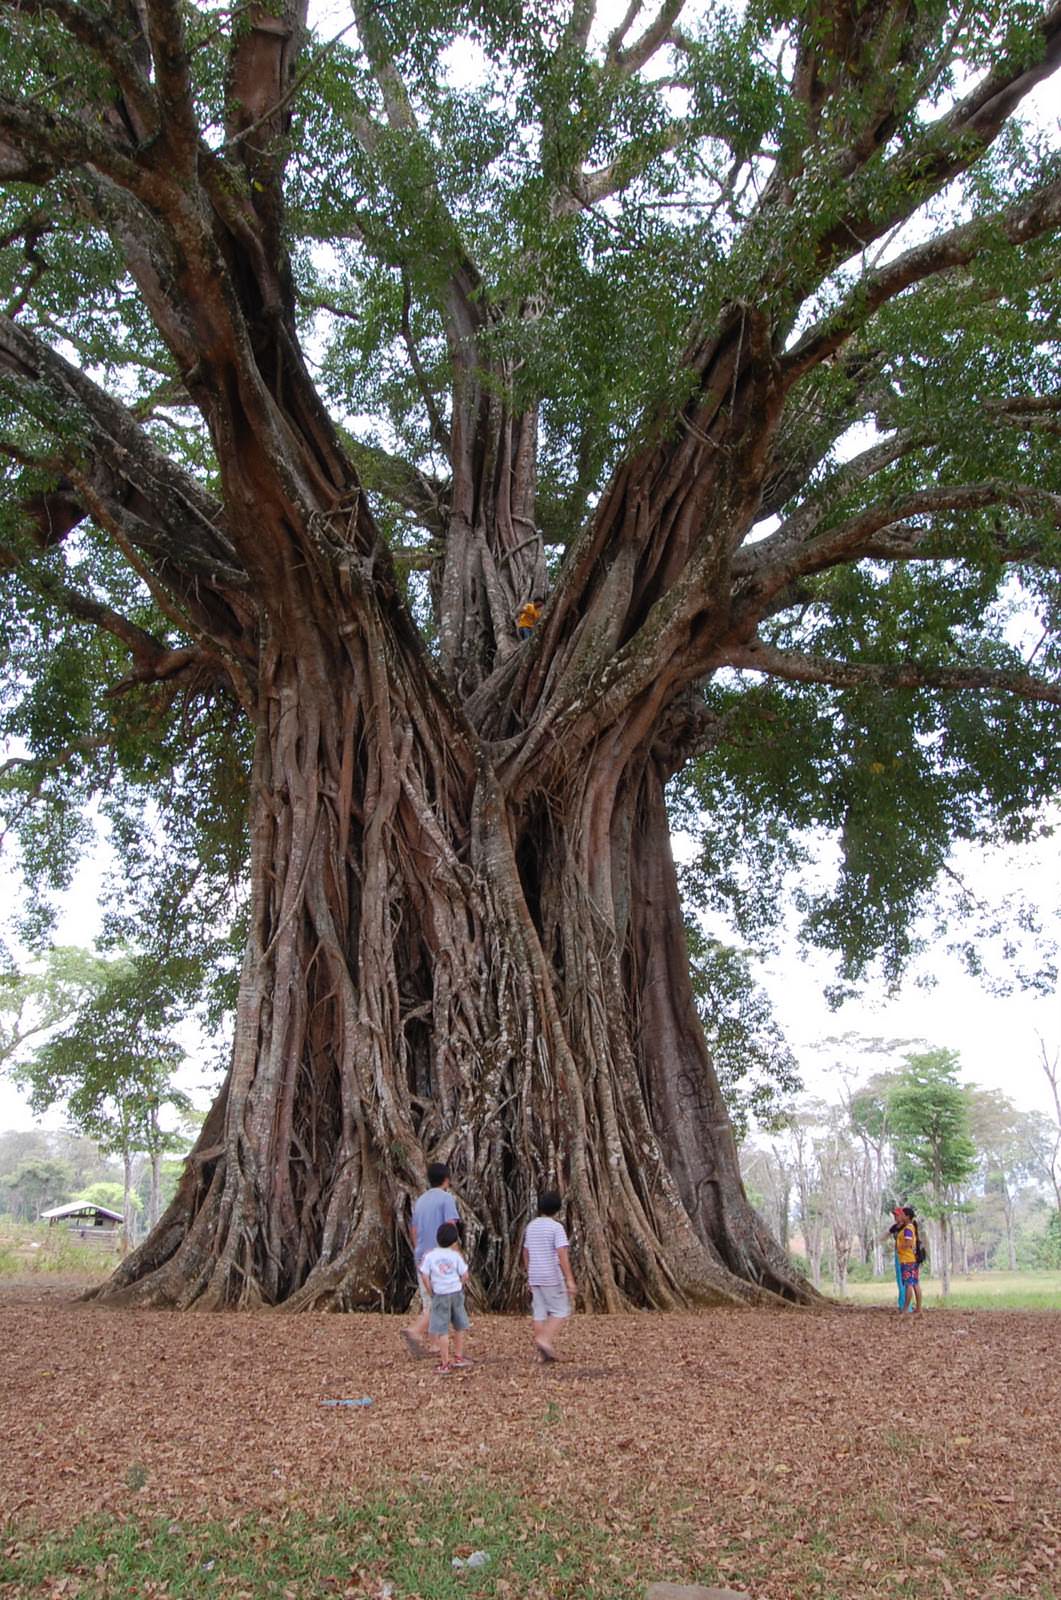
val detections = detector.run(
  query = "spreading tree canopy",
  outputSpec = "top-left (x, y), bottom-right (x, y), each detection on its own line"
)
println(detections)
top-left (0, 0), bottom-right (1059, 1310)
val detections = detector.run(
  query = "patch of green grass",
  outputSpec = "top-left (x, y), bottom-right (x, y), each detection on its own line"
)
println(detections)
top-left (0, 1486), bottom-right (631, 1600)
top-left (0, 1221), bottom-right (116, 1278)
top-left (5, 1478), bottom-right (1057, 1600)
top-left (842, 1270), bottom-right (1061, 1311)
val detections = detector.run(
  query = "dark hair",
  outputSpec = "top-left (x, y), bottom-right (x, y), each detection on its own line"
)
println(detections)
top-left (426, 1162), bottom-right (449, 1188)
top-left (436, 1221), bottom-right (460, 1248)
top-left (538, 1190), bottom-right (562, 1217)
top-left (901, 1206), bottom-right (916, 1220)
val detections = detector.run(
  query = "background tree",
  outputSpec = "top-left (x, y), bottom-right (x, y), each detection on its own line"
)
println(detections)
top-left (1, 0), bottom-right (1060, 1310)
top-left (815, 1106), bottom-right (863, 1296)
top-left (1037, 1039), bottom-right (1061, 1213)
top-left (889, 1048), bottom-right (978, 1293)
top-left (0, 1155), bottom-right (72, 1221)
top-left (134, 1154), bottom-right (188, 1228)
top-left (1038, 1209), bottom-right (1061, 1267)
top-left (0, 1128), bottom-right (115, 1201)
top-left (785, 1106), bottom-right (827, 1291)
top-left (967, 1088), bottom-right (1044, 1269)
top-left (738, 1140), bottom-right (793, 1250)
top-left (848, 1068), bottom-right (904, 1273)
top-left (19, 955), bottom-right (193, 1241)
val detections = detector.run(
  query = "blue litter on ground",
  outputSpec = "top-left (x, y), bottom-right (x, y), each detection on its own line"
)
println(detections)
top-left (319, 1397), bottom-right (373, 1407)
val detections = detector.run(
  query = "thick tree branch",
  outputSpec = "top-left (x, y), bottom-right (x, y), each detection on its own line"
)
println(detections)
top-left (859, 524), bottom-right (1061, 566)
top-left (565, 0), bottom-right (598, 53)
top-left (736, 482), bottom-right (1061, 586)
top-left (224, 2), bottom-right (308, 175)
top-left (649, 684), bottom-right (735, 775)
top-left (725, 640), bottom-right (1061, 706)
top-left (346, 439), bottom-right (448, 540)
top-left (11, 0), bottom-right (158, 144)
top-left (142, 0), bottom-right (199, 164)
top-left (0, 315), bottom-right (238, 580)
top-left (605, 1), bottom-right (644, 61)
top-left (986, 392), bottom-right (1061, 438)
top-left (765, 427), bottom-right (935, 548)
top-left (806, 0), bottom-right (1061, 277)
top-left (555, 119), bottom-right (692, 216)
top-left (758, 350), bottom-right (892, 521)
top-left (0, 541), bottom-right (168, 664)
top-left (783, 177), bottom-right (1061, 383)
top-left (606, 0), bottom-right (688, 75)
top-left (351, 0), bottom-right (416, 133)
top-left (0, 122), bottom-right (314, 520)
top-left (0, 94), bottom-right (151, 190)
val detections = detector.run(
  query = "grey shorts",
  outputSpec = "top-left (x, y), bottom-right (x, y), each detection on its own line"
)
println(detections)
top-left (530, 1283), bottom-right (570, 1321)
top-left (428, 1290), bottom-right (470, 1335)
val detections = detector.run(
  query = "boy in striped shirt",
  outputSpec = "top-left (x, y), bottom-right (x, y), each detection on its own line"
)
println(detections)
top-left (522, 1191), bottom-right (576, 1362)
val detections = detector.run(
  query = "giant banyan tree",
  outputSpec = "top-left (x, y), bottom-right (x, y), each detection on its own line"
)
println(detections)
top-left (1, 0), bottom-right (1060, 1309)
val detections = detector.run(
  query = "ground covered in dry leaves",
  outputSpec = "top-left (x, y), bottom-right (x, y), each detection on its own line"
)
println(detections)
top-left (1, 1278), bottom-right (1058, 1600)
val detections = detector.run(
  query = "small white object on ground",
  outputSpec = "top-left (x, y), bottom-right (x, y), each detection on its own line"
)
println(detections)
top-left (451, 1551), bottom-right (491, 1570)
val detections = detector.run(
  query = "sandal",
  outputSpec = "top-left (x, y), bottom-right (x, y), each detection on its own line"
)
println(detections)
top-left (450, 1358), bottom-right (473, 1369)
top-left (534, 1341), bottom-right (557, 1363)
top-left (401, 1330), bottom-right (426, 1358)
top-left (435, 1362), bottom-right (454, 1375)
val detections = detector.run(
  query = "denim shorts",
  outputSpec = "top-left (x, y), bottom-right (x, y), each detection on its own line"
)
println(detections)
top-left (428, 1290), bottom-right (470, 1335)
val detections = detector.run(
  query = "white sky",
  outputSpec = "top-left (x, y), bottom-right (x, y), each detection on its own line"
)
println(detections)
top-left (760, 937), bottom-right (1060, 1122)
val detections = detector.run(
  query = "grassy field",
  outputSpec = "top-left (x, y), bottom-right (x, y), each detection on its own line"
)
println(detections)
top-left (0, 1220), bottom-right (119, 1278)
top-left (842, 1268), bottom-right (1061, 1310)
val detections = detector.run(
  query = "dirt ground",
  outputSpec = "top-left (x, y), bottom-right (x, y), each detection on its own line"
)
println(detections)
top-left (1, 1277), bottom-right (1059, 1598)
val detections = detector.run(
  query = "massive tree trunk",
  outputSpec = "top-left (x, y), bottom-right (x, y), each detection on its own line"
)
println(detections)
top-left (97, 606), bottom-right (809, 1310)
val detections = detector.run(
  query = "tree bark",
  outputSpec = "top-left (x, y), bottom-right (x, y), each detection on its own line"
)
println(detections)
top-left (149, 1150), bottom-right (161, 1235)
top-left (940, 1214), bottom-right (952, 1297)
top-left (121, 1148), bottom-right (135, 1254)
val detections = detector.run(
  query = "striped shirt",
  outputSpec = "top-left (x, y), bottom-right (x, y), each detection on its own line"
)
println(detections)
top-left (523, 1216), bottom-right (569, 1286)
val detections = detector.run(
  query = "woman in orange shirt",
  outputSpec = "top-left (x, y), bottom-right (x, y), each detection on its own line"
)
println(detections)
top-left (896, 1206), bottom-right (923, 1314)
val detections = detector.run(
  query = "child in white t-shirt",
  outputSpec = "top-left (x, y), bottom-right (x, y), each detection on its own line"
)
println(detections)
top-left (522, 1190), bottom-right (576, 1362)
top-left (418, 1221), bottom-right (471, 1374)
